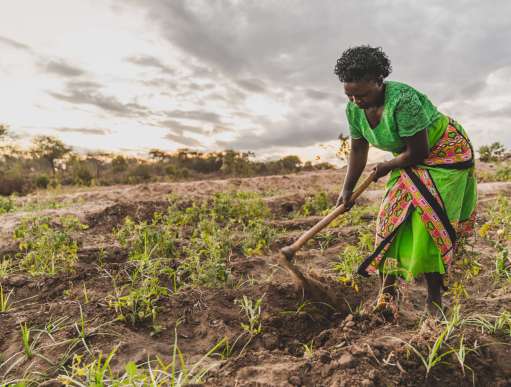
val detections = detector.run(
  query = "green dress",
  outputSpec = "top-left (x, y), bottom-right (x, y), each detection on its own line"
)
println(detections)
top-left (347, 81), bottom-right (477, 280)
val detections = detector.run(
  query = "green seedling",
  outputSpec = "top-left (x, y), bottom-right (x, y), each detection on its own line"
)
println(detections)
top-left (20, 323), bottom-right (32, 358)
top-left (0, 284), bottom-right (13, 312)
top-left (236, 295), bottom-right (264, 336)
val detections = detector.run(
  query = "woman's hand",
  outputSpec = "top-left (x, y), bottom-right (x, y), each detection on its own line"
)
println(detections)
top-left (336, 189), bottom-right (354, 208)
top-left (372, 162), bottom-right (392, 181)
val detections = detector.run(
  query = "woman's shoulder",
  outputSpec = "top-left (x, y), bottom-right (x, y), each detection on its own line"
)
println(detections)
top-left (385, 80), bottom-right (434, 110)
top-left (386, 80), bottom-right (423, 99)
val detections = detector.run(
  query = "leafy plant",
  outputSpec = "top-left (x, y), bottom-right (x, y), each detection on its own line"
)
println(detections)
top-left (236, 295), bottom-right (264, 336)
top-left (0, 196), bottom-right (15, 214)
top-left (333, 230), bottom-right (374, 288)
top-left (115, 213), bottom-right (177, 262)
top-left (241, 219), bottom-right (276, 256)
top-left (299, 191), bottom-right (332, 216)
top-left (14, 215), bottom-right (87, 275)
top-left (109, 273), bottom-right (169, 325)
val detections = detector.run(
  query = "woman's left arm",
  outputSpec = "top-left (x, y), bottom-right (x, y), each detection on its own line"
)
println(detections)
top-left (373, 129), bottom-right (429, 181)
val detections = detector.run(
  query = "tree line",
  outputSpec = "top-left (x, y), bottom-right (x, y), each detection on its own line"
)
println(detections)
top-left (0, 124), bottom-right (334, 196)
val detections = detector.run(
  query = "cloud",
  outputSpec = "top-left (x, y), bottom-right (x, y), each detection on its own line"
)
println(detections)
top-left (65, 80), bottom-right (103, 90)
top-left (44, 60), bottom-right (85, 77)
top-left (48, 82), bottom-right (148, 117)
top-left (159, 119), bottom-right (204, 135)
top-left (304, 88), bottom-right (332, 100)
top-left (163, 109), bottom-right (222, 124)
top-left (141, 77), bottom-right (179, 90)
top-left (126, 55), bottom-right (174, 74)
top-left (216, 114), bottom-right (341, 150)
top-left (164, 132), bottom-right (202, 147)
top-left (55, 127), bottom-right (111, 135)
top-left (236, 78), bottom-right (267, 93)
top-left (0, 35), bottom-right (31, 51)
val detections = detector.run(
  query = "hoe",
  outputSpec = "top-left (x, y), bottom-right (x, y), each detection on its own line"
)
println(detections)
top-left (278, 171), bottom-right (376, 305)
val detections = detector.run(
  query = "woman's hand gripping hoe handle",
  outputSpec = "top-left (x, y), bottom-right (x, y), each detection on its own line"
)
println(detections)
top-left (280, 171), bottom-right (376, 261)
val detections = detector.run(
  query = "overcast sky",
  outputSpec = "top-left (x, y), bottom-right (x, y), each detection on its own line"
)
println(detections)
top-left (1, 1), bottom-right (510, 164)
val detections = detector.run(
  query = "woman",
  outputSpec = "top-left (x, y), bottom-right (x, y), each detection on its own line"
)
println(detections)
top-left (334, 45), bottom-right (477, 314)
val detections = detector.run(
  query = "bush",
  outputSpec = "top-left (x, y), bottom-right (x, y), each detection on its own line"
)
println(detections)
top-left (74, 165), bottom-right (93, 186)
top-left (112, 155), bottom-right (128, 173)
top-left (130, 164), bottom-right (152, 182)
top-left (479, 142), bottom-right (506, 162)
top-left (0, 174), bottom-right (29, 196)
top-left (0, 196), bottom-right (15, 214)
top-left (35, 175), bottom-right (50, 189)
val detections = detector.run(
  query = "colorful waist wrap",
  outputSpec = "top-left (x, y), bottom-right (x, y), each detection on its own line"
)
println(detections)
top-left (357, 118), bottom-right (477, 278)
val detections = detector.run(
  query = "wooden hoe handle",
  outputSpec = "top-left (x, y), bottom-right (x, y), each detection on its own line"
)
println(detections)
top-left (280, 171), bottom-right (376, 261)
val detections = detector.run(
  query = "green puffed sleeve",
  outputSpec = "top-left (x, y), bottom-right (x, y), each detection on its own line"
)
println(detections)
top-left (395, 90), bottom-right (430, 137)
top-left (345, 103), bottom-right (362, 139)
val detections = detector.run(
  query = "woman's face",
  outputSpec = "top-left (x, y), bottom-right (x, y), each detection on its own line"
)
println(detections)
top-left (344, 80), bottom-right (384, 109)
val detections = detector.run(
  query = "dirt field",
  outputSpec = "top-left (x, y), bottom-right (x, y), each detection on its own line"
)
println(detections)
top-left (1, 168), bottom-right (510, 386)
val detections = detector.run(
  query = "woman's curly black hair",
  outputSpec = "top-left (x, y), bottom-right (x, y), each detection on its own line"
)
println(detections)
top-left (334, 45), bottom-right (392, 83)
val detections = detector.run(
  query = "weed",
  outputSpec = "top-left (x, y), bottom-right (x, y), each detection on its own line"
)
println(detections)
top-left (236, 295), bottom-right (264, 336)
top-left (57, 347), bottom-right (117, 385)
top-left (333, 245), bottom-right (363, 287)
top-left (450, 335), bottom-right (476, 382)
top-left (330, 202), bottom-right (378, 228)
top-left (465, 310), bottom-right (511, 336)
top-left (0, 284), bottom-right (13, 312)
top-left (20, 323), bottom-right (32, 358)
top-left (0, 257), bottom-right (13, 278)
top-left (495, 244), bottom-right (511, 281)
top-left (57, 333), bottom-right (226, 385)
top-left (479, 196), bottom-right (511, 281)
top-left (303, 339), bottom-right (314, 359)
top-left (393, 329), bottom-right (454, 378)
top-left (450, 281), bottom-right (469, 301)
top-left (241, 219), bottom-right (276, 256)
top-left (312, 232), bottom-right (337, 253)
top-left (495, 311), bottom-right (511, 336)
top-left (299, 191), bottom-right (332, 216)
top-left (82, 282), bottom-right (89, 304)
top-left (213, 334), bottom-right (248, 360)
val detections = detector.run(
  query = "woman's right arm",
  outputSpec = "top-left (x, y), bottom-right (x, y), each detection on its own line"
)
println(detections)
top-left (337, 137), bottom-right (369, 206)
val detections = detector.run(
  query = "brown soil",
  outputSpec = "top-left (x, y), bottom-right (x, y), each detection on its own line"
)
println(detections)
top-left (1, 168), bottom-right (510, 386)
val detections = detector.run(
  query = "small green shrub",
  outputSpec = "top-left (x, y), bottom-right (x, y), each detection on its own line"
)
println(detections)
top-left (35, 175), bottom-right (50, 189)
top-left (0, 196), bottom-right (15, 214)
top-left (14, 215), bottom-right (87, 275)
top-left (495, 165), bottom-right (511, 181)
top-left (109, 273), bottom-right (169, 325)
top-left (299, 192), bottom-right (332, 216)
top-left (115, 214), bottom-right (178, 261)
